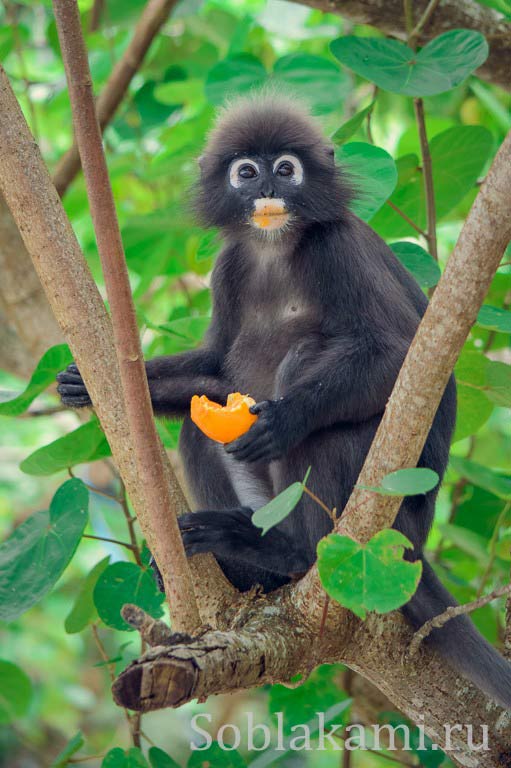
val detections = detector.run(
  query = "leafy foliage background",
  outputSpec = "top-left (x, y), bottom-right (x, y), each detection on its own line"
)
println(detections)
top-left (1, 0), bottom-right (511, 765)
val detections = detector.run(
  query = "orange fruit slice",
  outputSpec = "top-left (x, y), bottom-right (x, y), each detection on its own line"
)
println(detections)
top-left (190, 392), bottom-right (258, 444)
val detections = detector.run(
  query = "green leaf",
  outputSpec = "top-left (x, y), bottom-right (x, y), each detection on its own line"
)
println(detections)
top-left (20, 418), bottom-right (111, 476)
top-left (318, 529), bottom-right (422, 619)
top-left (252, 468), bottom-right (311, 535)
top-left (390, 242), bottom-right (441, 288)
top-left (0, 479), bottom-right (88, 622)
top-left (272, 53), bottom-right (349, 113)
top-left (148, 747), bottom-right (181, 768)
top-left (486, 361), bottom-right (511, 407)
top-left (0, 344), bottom-right (72, 416)
top-left (477, 304), bottom-right (511, 333)
top-left (0, 661), bottom-right (32, 723)
top-left (359, 468), bottom-right (439, 496)
top-left (93, 562), bottom-right (165, 631)
top-left (187, 743), bottom-right (246, 768)
top-left (331, 30), bottom-right (488, 96)
top-left (205, 54), bottom-right (267, 105)
top-left (450, 456), bottom-right (511, 499)
top-left (50, 732), bottom-right (85, 768)
top-left (336, 142), bottom-right (397, 221)
top-left (332, 101), bottom-right (375, 145)
top-left (64, 557), bottom-right (111, 634)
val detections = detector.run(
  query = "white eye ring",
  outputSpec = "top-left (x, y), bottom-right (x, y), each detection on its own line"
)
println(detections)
top-left (272, 154), bottom-right (303, 185)
top-left (229, 158), bottom-right (259, 188)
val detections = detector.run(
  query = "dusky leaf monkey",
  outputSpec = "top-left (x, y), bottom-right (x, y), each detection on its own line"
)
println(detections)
top-left (58, 95), bottom-right (511, 708)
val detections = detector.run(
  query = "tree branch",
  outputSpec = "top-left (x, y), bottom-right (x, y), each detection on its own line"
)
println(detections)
top-left (52, 0), bottom-right (179, 196)
top-left (297, 0), bottom-right (511, 92)
top-left (409, 583), bottom-right (511, 656)
top-left (0, 63), bottom-right (235, 627)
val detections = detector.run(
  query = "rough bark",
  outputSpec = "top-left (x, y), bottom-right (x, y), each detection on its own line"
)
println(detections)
top-left (52, 0), bottom-right (178, 196)
top-left (0, 63), bottom-right (234, 627)
top-left (0, 192), bottom-right (63, 376)
top-left (299, 0), bottom-right (511, 92)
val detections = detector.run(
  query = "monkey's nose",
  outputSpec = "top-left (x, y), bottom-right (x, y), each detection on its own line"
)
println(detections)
top-left (261, 186), bottom-right (275, 198)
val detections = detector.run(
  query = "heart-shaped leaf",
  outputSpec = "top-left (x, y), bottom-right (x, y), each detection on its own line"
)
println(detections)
top-left (0, 479), bottom-right (88, 622)
top-left (93, 562), bottom-right (165, 631)
top-left (0, 344), bottom-right (72, 416)
top-left (318, 529), bottom-right (422, 619)
top-left (331, 30), bottom-right (488, 96)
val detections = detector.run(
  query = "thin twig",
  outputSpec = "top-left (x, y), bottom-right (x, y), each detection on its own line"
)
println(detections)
top-left (52, 0), bottom-right (200, 632)
top-left (6, 3), bottom-right (39, 141)
top-left (82, 533), bottom-right (136, 551)
top-left (386, 200), bottom-right (428, 238)
top-left (304, 486), bottom-right (336, 521)
top-left (119, 479), bottom-right (143, 566)
top-left (409, 0), bottom-right (442, 48)
top-left (409, 583), bottom-right (511, 656)
top-left (91, 624), bottom-right (135, 742)
top-left (414, 99), bottom-right (438, 262)
top-left (88, 0), bottom-right (104, 32)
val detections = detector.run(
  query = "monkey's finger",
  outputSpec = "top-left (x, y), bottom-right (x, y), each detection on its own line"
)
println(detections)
top-left (57, 383), bottom-right (90, 397)
top-left (225, 420), bottom-right (270, 453)
top-left (228, 436), bottom-right (274, 463)
top-left (249, 400), bottom-right (271, 415)
top-left (60, 395), bottom-right (92, 408)
top-left (56, 370), bottom-right (84, 385)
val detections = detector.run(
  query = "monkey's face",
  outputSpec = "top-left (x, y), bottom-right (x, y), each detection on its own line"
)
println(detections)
top-left (228, 154), bottom-right (304, 233)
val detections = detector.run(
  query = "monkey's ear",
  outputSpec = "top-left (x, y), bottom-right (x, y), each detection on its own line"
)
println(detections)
top-left (326, 145), bottom-right (335, 164)
top-left (197, 155), bottom-right (205, 172)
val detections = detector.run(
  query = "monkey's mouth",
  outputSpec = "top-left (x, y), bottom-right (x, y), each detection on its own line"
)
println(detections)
top-left (251, 198), bottom-right (289, 231)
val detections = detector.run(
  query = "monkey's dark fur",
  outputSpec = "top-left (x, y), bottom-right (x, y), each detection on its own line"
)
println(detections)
top-left (58, 95), bottom-right (511, 708)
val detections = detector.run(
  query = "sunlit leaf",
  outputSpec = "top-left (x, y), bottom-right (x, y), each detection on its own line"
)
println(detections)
top-left (205, 54), bottom-right (267, 105)
top-left (358, 468), bottom-right (439, 496)
top-left (331, 101), bottom-right (375, 145)
top-left (318, 529), bottom-right (422, 619)
top-left (477, 304), bottom-right (511, 332)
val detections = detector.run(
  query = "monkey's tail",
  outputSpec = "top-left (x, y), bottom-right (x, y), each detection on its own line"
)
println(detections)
top-left (402, 556), bottom-right (511, 709)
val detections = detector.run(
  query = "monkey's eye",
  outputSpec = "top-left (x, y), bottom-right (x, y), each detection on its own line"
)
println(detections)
top-left (229, 158), bottom-right (259, 188)
top-left (276, 161), bottom-right (294, 177)
top-left (272, 154), bottom-right (303, 185)
top-left (238, 164), bottom-right (258, 179)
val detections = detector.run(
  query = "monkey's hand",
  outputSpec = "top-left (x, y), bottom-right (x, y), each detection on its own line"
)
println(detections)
top-left (56, 363), bottom-right (92, 408)
top-left (225, 399), bottom-right (299, 463)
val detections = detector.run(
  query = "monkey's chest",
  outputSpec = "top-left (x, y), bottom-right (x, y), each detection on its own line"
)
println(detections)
top-left (225, 297), bottom-right (320, 402)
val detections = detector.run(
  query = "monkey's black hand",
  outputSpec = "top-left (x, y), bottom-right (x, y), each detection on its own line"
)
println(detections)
top-left (56, 363), bottom-right (92, 408)
top-left (225, 399), bottom-right (296, 463)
